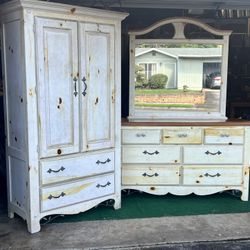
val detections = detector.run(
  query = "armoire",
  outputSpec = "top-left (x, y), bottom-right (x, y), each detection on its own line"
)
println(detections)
top-left (0, 0), bottom-right (128, 233)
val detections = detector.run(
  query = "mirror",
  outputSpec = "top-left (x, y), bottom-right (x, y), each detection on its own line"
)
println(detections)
top-left (129, 18), bottom-right (232, 122)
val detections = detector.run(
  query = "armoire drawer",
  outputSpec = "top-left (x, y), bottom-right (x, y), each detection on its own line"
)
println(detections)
top-left (183, 146), bottom-right (243, 164)
top-left (183, 166), bottom-right (242, 186)
top-left (41, 174), bottom-right (115, 212)
top-left (163, 127), bottom-right (202, 144)
top-left (204, 128), bottom-right (244, 145)
top-left (122, 145), bottom-right (181, 164)
top-left (122, 165), bottom-right (180, 185)
top-left (41, 151), bottom-right (114, 185)
top-left (122, 129), bottom-right (161, 144)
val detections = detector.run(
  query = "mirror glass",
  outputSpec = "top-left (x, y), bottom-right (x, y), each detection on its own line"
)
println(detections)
top-left (134, 43), bottom-right (223, 112)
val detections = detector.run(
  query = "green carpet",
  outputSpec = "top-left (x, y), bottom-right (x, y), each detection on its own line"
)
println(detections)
top-left (48, 190), bottom-right (250, 224)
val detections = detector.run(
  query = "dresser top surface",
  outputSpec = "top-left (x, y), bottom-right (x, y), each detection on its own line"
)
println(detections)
top-left (122, 118), bottom-right (250, 127)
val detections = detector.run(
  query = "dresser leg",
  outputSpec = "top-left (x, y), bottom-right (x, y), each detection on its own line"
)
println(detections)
top-left (27, 219), bottom-right (41, 234)
top-left (8, 211), bottom-right (14, 219)
top-left (113, 197), bottom-right (121, 210)
top-left (241, 166), bottom-right (249, 201)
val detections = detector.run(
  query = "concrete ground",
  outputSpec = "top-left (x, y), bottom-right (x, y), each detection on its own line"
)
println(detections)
top-left (1, 212), bottom-right (250, 249)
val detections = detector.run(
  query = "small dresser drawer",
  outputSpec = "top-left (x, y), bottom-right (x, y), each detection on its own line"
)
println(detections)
top-left (183, 166), bottom-right (242, 186)
top-left (163, 127), bottom-right (202, 144)
top-left (122, 145), bottom-right (181, 164)
top-left (204, 128), bottom-right (244, 145)
top-left (41, 151), bottom-right (114, 185)
top-left (41, 174), bottom-right (114, 212)
top-left (122, 165), bottom-right (180, 185)
top-left (183, 146), bottom-right (243, 164)
top-left (122, 129), bottom-right (161, 144)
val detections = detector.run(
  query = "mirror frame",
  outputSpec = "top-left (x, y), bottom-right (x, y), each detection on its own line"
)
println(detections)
top-left (128, 17), bottom-right (232, 122)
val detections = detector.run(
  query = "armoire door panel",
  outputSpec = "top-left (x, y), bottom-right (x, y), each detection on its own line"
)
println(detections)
top-left (80, 23), bottom-right (115, 151)
top-left (36, 18), bottom-right (79, 158)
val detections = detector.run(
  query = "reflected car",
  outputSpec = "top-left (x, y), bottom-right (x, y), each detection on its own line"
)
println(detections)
top-left (206, 72), bottom-right (221, 89)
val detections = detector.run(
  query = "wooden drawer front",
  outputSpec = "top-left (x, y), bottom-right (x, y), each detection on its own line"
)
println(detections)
top-left (183, 146), bottom-right (243, 164)
top-left (204, 128), bottom-right (244, 145)
top-left (122, 165), bottom-right (180, 185)
top-left (163, 128), bottom-right (202, 144)
top-left (41, 174), bottom-right (114, 212)
top-left (183, 166), bottom-right (242, 186)
top-left (41, 151), bottom-right (114, 185)
top-left (122, 145), bottom-right (181, 164)
top-left (122, 129), bottom-right (161, 144)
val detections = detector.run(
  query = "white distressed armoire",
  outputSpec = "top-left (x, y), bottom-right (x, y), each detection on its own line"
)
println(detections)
top-left (0, 0), bottom-right (128, 233)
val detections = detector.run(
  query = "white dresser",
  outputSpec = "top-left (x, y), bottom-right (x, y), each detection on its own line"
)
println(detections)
top-left (0, 0), bottom-right (127, 233)
top-left (122, 121), bottom-right (250, 201)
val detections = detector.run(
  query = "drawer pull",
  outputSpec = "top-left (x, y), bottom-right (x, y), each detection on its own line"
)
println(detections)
top-left (96, 158), bottom-right (111, 165)
top-left (96, 181), bottom-right (111, 188)
top-left (47, 166), bottom-right (65, 174)
top-left (205, 150), bottom-right (222, 156)
top-left (142, 172), bottom-right (159, 177)
top-left (204, 173), bottom-right (221, 178)
top-left (143, 150), bottom-right (159, 155)
top-left (48, 192), bottom-right (66, 200)
top-left (136, 133), bottom-right (146, 137)
top-left (177, 133), bottom-right (188, 138)
top-left (220, 134), bottom-right (230, 138)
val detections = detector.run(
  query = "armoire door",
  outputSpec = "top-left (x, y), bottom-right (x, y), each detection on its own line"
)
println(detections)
top-left (80, 23), bottom-right (115, 152)
top-left (36, 18), bottom-right (79, 158)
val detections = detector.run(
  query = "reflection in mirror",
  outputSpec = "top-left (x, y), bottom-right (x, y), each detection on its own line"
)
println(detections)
top-left (134, 43), bottom-right (222, 112)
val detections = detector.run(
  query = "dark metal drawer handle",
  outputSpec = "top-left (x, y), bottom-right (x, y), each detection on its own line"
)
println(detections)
top-left (96, 158), bottom-right (111, 165)
top-left (82, 76), bottom-right (87, 96)
top-left (48, 192), bottom-right (66, 200)
top-left (220, 134), bottom-right (230, 138)
top-left (73, 77), bottom-right (78, 97)
top-left (178, 133), bottom-right (188, 138)
top-left (96, 181), bottom-right (111, 188)
top-left (47, 166), bottom-right (65, 174)
top-left (205, 150), bottom-right (222, 155)
top-left (204, 173), bottom-right (221, 178)
top-left (136, 133), bottom-right (146, 137)
top-left (143, 150), bottom-right (159, 155)
top-left (142, 172), bottom-right (159, 177)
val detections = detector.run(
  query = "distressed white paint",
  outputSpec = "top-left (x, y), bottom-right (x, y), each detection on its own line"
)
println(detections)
top-left (122, 145), bottom-right (181, 164)
top-left (0, 0), bottom-right (128, 233)
top-left (122, 125), bottom-right (250, 201)
top-left (128, 17), bottom-right (232, 122)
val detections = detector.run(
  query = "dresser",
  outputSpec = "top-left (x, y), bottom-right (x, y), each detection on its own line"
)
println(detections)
top-left (0, 0), bottom-right (127, 233)
top-left (122, 120), bottom-right (250, 201)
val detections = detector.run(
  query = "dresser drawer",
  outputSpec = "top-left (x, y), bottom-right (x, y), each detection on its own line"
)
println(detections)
top-left (122, 165), bottom-right (180, 185)
top-left (204, 128), bottom-right (244, 145)
top-left (41, 174), bottom-right (114, 212)
top-left (163, 127), bottom-right (202, 144)
top-left (122, 145), bottom-right (181, 164)
top-left (183, 166), bottom-right (242, 186)
top-left (41, 151), bottom-right (114, 185)
top-left (183, 146), bottom-right (243, 164)
top-left (122, 129), bottom-right (161, 144)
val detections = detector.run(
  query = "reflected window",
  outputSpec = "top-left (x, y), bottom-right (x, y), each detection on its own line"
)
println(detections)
top-left (139, 63), bottom-right (157, 80)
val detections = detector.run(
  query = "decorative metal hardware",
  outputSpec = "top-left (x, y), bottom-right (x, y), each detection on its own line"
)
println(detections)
top-left (205, 150), bottom-right (222, 155)
top-left (96, 158), bottom-right (111, 165)
top-left (142, 172), bottom-right (159, 177)
top-left (47, 166), bottom-right (65, 174)
top-left (73, 77), bottom-right (78, 97)
top-left (96, 181), bottom-right (111, 188)
top-left (204, 173), bottom-right (221, 178)
top-left (220, 134), bottom-right (230, 138)
top-left (136, 133), bottom-right (146, 137)
top-left (48, 192), bottom-right (66, 200)
top-left (177, 133), bottom-right (188, 138)
top-left (143, 150), bottom-right (159, 155)
top-left (82, 76), bottom-right (87, 96)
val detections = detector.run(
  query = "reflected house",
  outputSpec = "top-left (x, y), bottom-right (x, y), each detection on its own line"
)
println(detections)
top-left (135, 47), bottom-right (222, 90)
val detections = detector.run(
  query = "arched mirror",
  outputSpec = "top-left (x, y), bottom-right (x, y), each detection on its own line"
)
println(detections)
top-left (128, 17), bottom-right (232, 122)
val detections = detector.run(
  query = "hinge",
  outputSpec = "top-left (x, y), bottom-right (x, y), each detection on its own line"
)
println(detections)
top-left (112, 89), bottom-right (115, 103)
